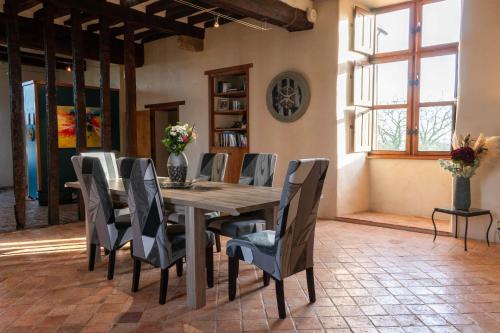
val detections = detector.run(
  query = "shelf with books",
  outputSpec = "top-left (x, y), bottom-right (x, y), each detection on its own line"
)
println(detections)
top-left (205, 63), bottom-right (253, 183)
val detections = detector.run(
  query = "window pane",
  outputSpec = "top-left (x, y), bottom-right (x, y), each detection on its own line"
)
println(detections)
top-left (375, 8), bottom-right (410, 54)
top-left (418, 106), bottom-right (453, 152)
top-left (375, 60), bottom-right (408, 105)
top-left (422, 0), bottom-right (461, 47)
top-left (420, 54), bottom-right (456, 103)
top-left (374, 108), bottom-right (407, 151)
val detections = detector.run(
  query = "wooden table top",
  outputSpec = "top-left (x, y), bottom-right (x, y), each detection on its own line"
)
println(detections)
top-left (65, 179), bottom-right (282, 216)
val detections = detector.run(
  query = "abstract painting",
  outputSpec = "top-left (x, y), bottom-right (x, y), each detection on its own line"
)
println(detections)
top-left (57, 106), bottom-right (102, 148)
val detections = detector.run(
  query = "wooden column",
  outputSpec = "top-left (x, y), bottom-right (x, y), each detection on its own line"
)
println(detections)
top-left (99, 16), bottom-right (112, 151)
top-left (43, 3), bottom-right (60, 225)
top-left (124, 23), bottom-right (137, 156)
top-left (71, 9), bottom-right (87, 153)
top-left (5, 7), bottom-right (27, 230)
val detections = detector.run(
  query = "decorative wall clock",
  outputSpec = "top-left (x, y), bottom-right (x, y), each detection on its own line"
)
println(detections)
top-left (266, 71), bottom-right (311, 122)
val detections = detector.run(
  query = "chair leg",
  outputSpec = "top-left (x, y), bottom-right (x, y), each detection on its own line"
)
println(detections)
top-left (131, 259), bottom-right (141, 292)
top-left (275, 279), bottom-right (286, 319)
top-left (159, 268), bottom-right (169, 305)
top-left (306, 267), bottom-right (316, 303)
top-left (215, 234), bottom-right (221, 253)
top-left (206, 247), bottom-right (214, 288)
top-left (88, 243), bottom-right (97, 271)
top-left (176, 259), bottom-right (183, 277)
top-left (107, 250), bottom-right (116, 280)
top-left (228, 256), bottom-right (239, 301)
top-left (263, 272), bottom-right (270, 286)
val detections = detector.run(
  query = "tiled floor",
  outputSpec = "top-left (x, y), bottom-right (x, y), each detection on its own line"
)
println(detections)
top-left (0, 189), bottom-right (77, 233)
top-left (1, 220), bottom-right (499, 332)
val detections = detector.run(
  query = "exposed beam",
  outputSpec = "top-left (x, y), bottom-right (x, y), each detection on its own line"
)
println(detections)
top-left (5, 8), bottom-right (27, 230)
top-left (124, 23), bottom-right (138, 156)
top-left (201, 0), bottom-right (313, 31)
top-left (5, 0), bottom-right (40, 14)
top-left (0, 46), bottom-right (78, 70)
top-left (45, 0), bottom-right (205, 39)
top-left (42, 3), bottom-right (60, 226)
top-left (146, 0), bottom-right (175, 15)
top-left (141, 31), bottom-right (174, 44)
top-left (0, 13), bottom-right (144, 66)
top-left (71, 9), bottom-right (87, 154)
top-left (99, 16), bottom-right (112, 151)
top-left (188, 11), bottom-right (214, 25)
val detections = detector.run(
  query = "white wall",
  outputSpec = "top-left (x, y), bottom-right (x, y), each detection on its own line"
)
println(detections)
top-left (456, 0), bottom-right (500, 242)
top-left (336, 0), bottom-right (370, 216)
top-left (136, 0), bottom-right (339, 218)
top-left (0, 60), bottom-right (120, 187)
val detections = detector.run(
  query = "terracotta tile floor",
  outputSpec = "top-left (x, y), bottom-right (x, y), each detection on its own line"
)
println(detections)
top-left (1, 220), bottom-right (500, 332)
top-left (0, 189), bottom-right (77, 233)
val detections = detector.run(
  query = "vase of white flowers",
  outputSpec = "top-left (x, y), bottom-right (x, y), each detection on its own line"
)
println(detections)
top-left (162, 124), bottom-right (196, 183)
top-left (439, 133), bottom-right (499, 210)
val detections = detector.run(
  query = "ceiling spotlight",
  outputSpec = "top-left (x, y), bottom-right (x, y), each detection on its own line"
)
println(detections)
top-left (214, 16), bottom-right (220, 28)
top-left (65, 65), bottom-right (72, 72)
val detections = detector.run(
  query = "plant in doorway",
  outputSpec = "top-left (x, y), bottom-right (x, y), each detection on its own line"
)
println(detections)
top-left (439, 133), bottom-right (499, 210)
top-left (162, 123), bottom-right (196, 183)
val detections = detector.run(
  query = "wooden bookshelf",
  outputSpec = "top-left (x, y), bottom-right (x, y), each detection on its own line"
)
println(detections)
top-left (205, 63), bottom-right (252, 183)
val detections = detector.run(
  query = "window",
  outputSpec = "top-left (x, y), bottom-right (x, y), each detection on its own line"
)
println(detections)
top-left (353, 0), bottom-right (461, 157)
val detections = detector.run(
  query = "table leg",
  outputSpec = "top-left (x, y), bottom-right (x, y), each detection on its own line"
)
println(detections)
top-left (464, 217), bottom-right (468, 251)
top-left (185, 206), bottom-right (207, 309)
top-left (264, 205), bottom-right (278, 230)
top-left (431, 210), bottom-right (437, 242)
top-left (454, 215), bottom-right (458, 238)
top-left (486, 213), bottom-right (493, 246)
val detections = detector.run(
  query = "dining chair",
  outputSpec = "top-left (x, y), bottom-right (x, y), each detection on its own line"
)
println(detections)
top-left (167, 152), bottom-right (228, 225)
top-left (226, 158), bottom-right (329, 319)
top-left (71, 156), bottom-right (133, 280)
top-left (119, 157), bottom-right (215, 304)
top-left (207, 153), bottom-right (278, 251)
top-left (80, 151), bottom-right (128, 209)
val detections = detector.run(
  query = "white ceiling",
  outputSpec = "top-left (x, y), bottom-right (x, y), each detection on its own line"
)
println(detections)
top-left (354, 0), bottom-right (407, 9)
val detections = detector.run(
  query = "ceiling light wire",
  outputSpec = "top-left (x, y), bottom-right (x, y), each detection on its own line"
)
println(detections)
top-left (174, 0), bottom-right (271, 31)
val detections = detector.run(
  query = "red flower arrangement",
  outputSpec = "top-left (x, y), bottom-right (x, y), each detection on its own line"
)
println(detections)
top-left (451, 146), bottom-right (476, 165)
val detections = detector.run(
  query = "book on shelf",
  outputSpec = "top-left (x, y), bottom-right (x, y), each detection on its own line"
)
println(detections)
top-left (217, 131), bottom-right (248, 148)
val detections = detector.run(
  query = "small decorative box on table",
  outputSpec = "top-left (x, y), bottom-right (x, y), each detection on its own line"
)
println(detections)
top-left (432, 208), bottom-right (493, 251)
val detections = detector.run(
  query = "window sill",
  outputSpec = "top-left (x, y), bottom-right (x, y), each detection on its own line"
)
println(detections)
top-left (367, 154), bottom-right (450, 160)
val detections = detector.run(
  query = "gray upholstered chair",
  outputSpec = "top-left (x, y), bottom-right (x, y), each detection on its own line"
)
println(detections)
top-left (119, 157), bottom-right (215, 304)
top-left (226, 159), bottom-right (329, 319)
top-left (207, 153), bottom-right (278, 251)
top-left (80, 151), bottom-right (128, 209)
top-left (167, 152), bottom-right (228, 224)
top-left (71, 156), bottom-right (133, 280)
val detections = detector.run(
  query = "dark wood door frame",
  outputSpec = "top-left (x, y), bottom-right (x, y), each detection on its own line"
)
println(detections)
top-left (144, 101), bottom-right (185, 164)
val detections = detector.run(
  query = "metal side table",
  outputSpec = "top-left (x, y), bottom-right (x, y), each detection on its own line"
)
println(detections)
top-left (432, 208), bottom-right (493, 251)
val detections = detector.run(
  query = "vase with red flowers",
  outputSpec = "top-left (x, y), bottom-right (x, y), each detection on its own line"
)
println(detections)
top-left (439, 133), bottom-right (499, 210)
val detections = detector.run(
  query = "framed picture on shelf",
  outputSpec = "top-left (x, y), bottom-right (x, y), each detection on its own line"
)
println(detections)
top-left (217, 98), bottom-right (229, 111)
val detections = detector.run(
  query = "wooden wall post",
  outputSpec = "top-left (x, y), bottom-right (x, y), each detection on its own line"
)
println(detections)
top-left (43, 3), bottom-right (60, 225)
top-left (99, 16), bottom-right (112, 151)
top-left (5, 6), bottom-right (27, 230)
top-left (124, 22), bottom-right (137, 156)
top-left (71, 9), bottom-right (87, 153)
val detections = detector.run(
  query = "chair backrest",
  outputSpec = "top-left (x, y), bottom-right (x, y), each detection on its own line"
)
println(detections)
top-left (239, 153), bottom-right (278, 187)
top-left (274, 159), bottom-right (329, 278)
top-left (71, 155), bottom-right (120, 250)
top-left (119, 157), bottom-right (173, 269)
top-left (197, 153), bottom-right (229, 182)
top-left (80, 151), bottom-right (119, 180)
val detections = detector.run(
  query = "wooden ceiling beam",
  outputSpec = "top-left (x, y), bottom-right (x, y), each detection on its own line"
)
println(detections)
top-left (141, 31), bottom-right (174, 44)
top-left (187, 11), bottom-right (214, 25)
top-left (0, 13), bottom-right (145, 66)
top-left (146, 0), bottom-right (178, 15)
top-left (4, 0), bottom-right (41, 14)
top-left (44, 0), bottom-right (205, 39)
top-left (200, 0), bottom-right (313, 31)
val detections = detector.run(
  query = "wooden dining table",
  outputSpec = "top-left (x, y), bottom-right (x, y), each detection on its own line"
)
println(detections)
top-left (65, 179), bottom-right (282, 309)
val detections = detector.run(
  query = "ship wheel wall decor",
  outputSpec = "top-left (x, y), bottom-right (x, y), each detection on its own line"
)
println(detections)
top-left (266, 71), bottom-right (311, 122)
